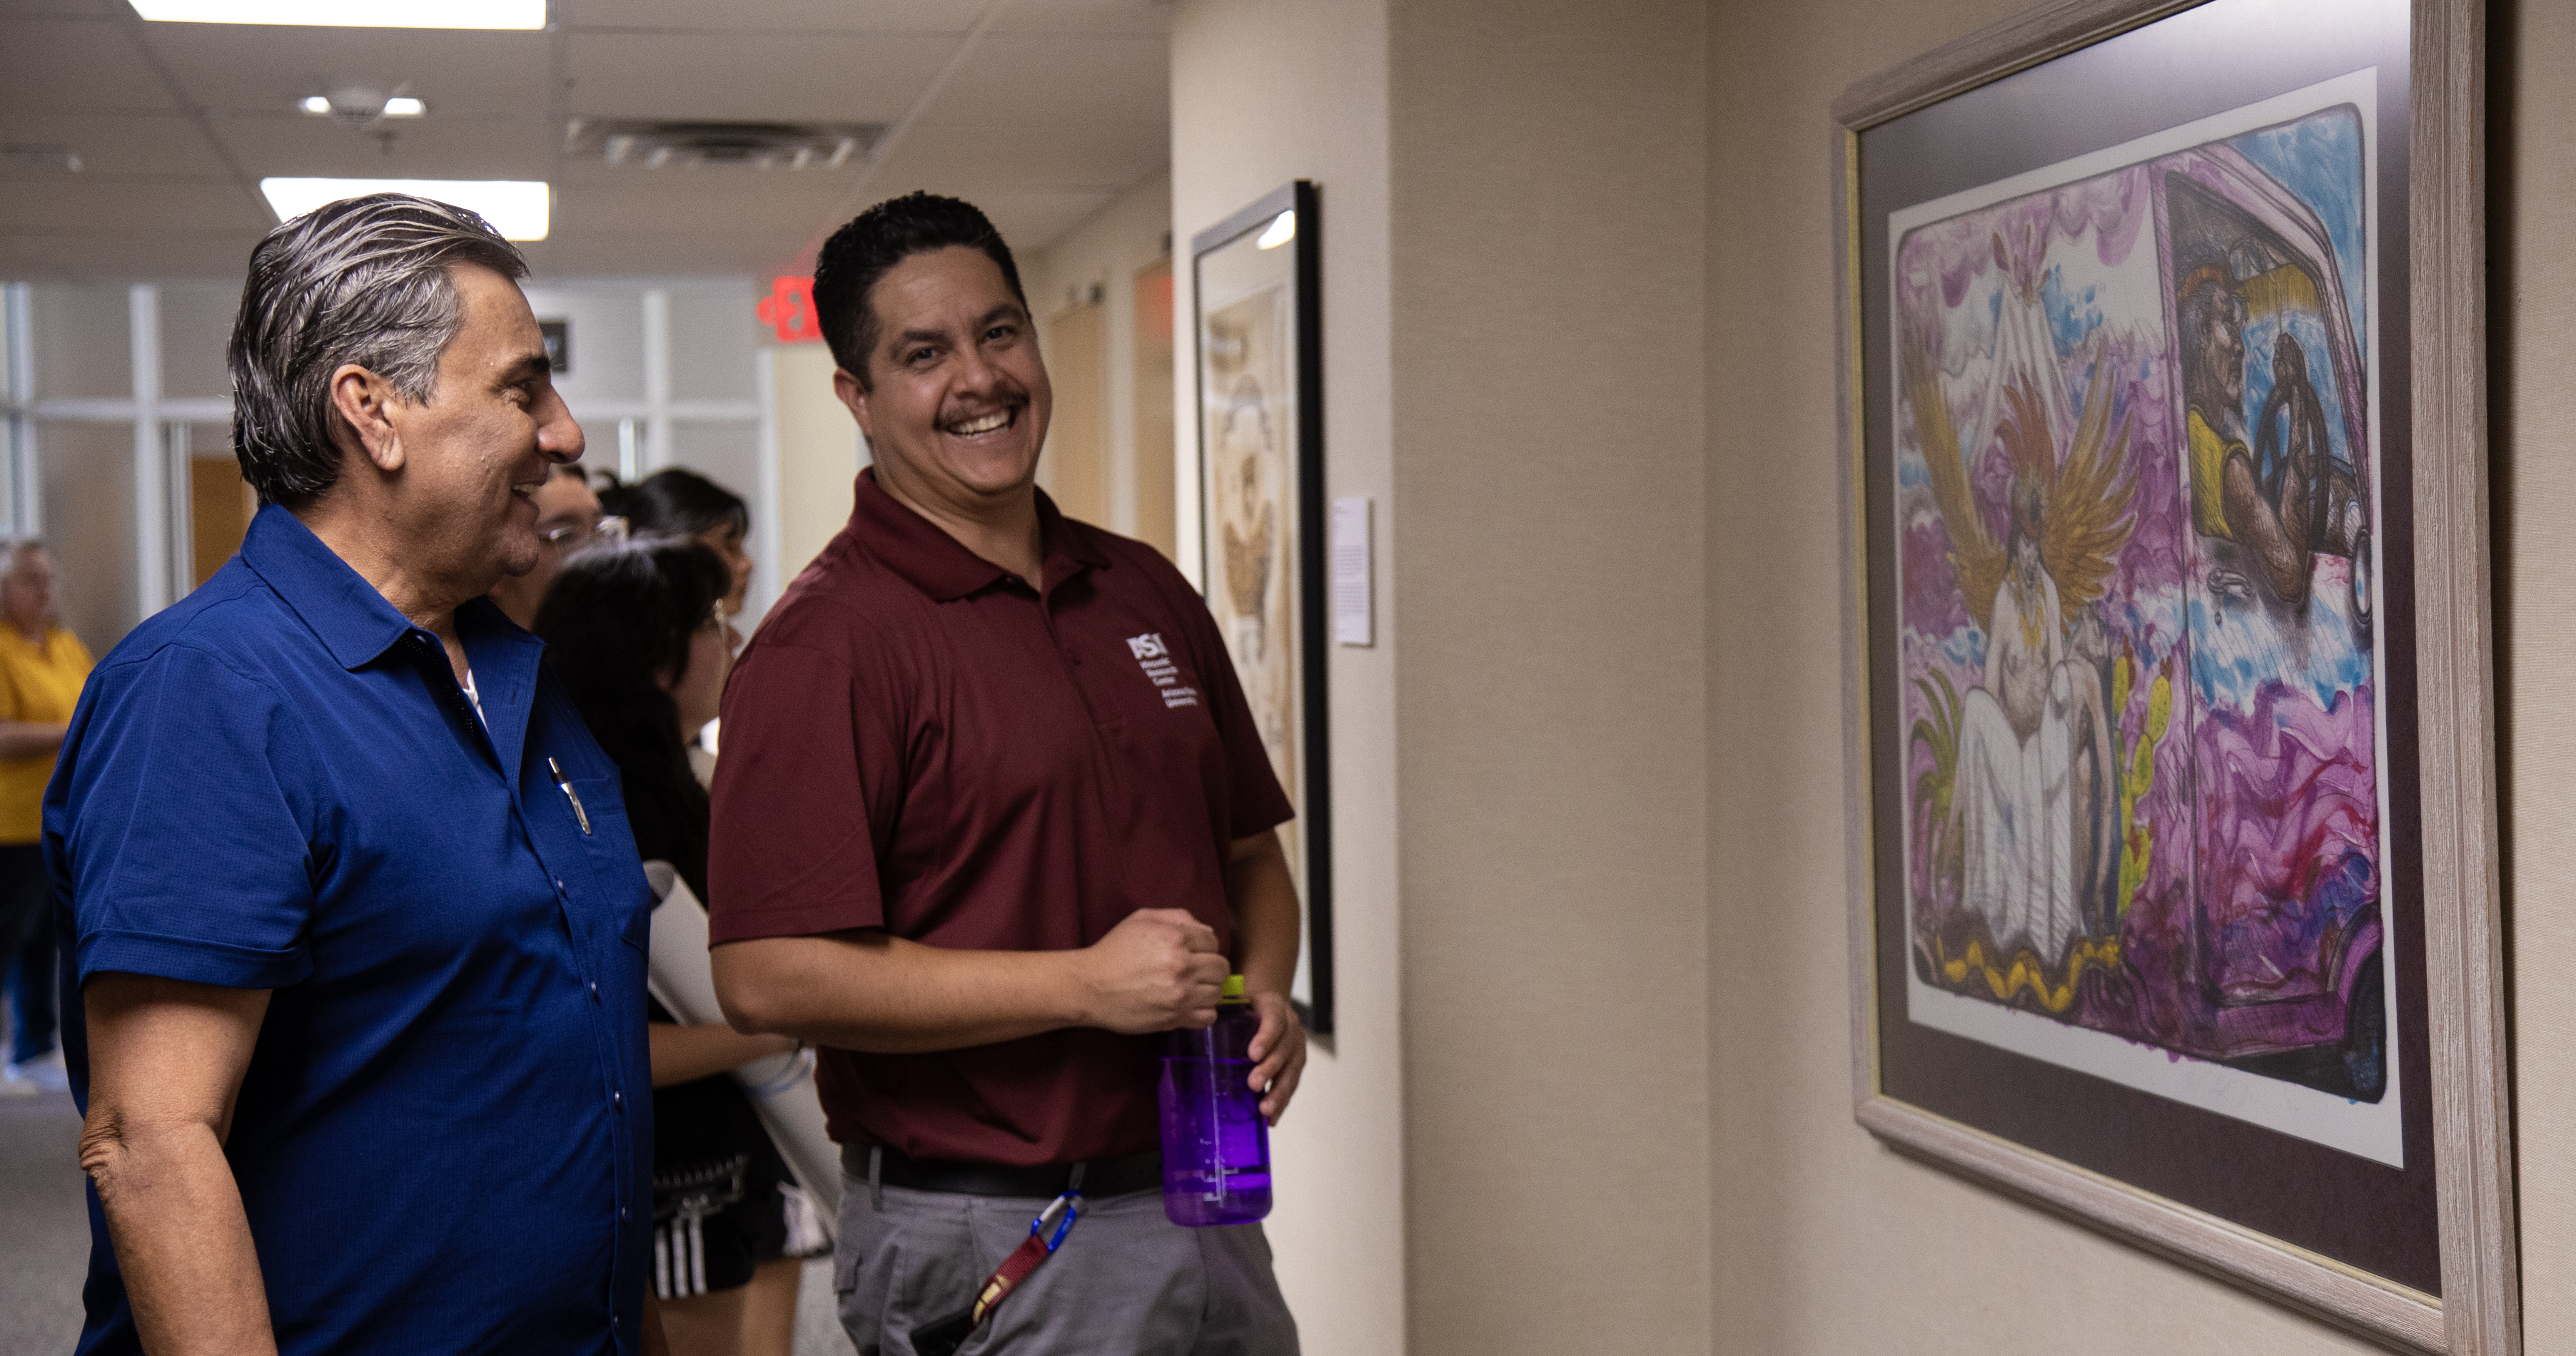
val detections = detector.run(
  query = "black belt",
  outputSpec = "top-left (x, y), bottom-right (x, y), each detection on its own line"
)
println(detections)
top-left (841, 1142), bottom-right (1163, 1199)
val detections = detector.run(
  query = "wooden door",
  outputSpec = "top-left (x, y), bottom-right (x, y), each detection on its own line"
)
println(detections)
top-left (1132, 256), bottom-right (1177, 560)
top-left (1043, 298), bottom-right (1110, 526)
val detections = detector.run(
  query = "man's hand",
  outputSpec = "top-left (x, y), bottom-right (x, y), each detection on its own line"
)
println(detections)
top-left (1077, 908), bottom-right (1228, 1034)
top-left (1244, 990), bottom-right (1306, 1125)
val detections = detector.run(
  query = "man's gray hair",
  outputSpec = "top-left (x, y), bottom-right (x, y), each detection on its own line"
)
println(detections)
top-left (227, 193), bottom-right (528, 506)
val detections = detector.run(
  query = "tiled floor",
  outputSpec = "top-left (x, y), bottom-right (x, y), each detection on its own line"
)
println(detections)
top-left (0, 1087), bottom-right (86, 1355)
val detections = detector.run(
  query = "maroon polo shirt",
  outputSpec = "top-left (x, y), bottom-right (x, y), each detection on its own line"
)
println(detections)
top-left (706, 469), bottom-right (1291, 1166)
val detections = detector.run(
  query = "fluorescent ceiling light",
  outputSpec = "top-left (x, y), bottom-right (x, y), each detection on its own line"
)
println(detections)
top-left (383, 97), bottom-right (426, 117)
top-left (299, 95), bottom-right (329, 114)
top-left (259, 178), bottom-right (550, 241)
top-left (1255, 209), bottom-right (1296, 250)
top-left (132, 0), bottom-right (543, 28)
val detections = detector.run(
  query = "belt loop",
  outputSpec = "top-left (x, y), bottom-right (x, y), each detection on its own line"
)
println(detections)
top-left (869, 1145), bottom-right (884, 1213)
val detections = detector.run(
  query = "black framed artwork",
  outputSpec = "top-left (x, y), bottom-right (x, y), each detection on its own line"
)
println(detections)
top-left (1835, 1), bottom-right (2510, 1349)
top-left (1192, 181), bottom-right (1333, 1034)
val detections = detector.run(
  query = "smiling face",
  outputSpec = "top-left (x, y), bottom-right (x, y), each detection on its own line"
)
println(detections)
top-left (379, 263), bottom-right (584, 594)
top-left (832, 246), bottom-right (1051, 513)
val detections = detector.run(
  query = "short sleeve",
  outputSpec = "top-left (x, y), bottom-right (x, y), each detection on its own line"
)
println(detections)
top-left (705, 639), bottom-right (898, 943)
top-left (47, 645), bottom-right (319, 990)
top-left (1169, 569), bottom-right (1294, 840)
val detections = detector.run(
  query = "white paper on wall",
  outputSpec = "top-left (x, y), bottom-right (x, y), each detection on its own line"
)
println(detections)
top-left (1332, 495), bottom-right (1372, 647)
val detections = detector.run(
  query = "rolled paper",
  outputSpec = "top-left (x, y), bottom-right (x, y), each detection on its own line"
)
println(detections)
top-left (643, 861), bottom-right (843, 1231)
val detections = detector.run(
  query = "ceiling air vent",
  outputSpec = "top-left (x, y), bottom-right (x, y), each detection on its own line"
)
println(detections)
top-left (564, 120), bottom-right (882, 170)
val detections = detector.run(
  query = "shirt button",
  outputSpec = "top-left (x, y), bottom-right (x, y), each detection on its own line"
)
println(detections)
top-left (554, 879), bottom-right (566, 894)
top-left (588, 981), bottom-right (599, 1001)
top-left (612, 1091), bottom-right (623, 1111)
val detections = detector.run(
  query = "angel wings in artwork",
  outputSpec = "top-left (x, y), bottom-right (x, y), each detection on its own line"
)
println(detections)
top-left (1906, 328), bottom-right (2139, 966)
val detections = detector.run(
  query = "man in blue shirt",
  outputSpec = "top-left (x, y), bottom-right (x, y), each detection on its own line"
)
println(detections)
top-left (45, 194), bottom-right (661, 1355)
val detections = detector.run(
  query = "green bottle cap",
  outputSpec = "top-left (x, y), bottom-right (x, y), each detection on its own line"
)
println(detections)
top-left (1222, 974), bottom-right (1247, 1002)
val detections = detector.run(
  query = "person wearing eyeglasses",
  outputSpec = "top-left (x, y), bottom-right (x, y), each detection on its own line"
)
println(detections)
top-left (489, 463), bottom-right (612, 628)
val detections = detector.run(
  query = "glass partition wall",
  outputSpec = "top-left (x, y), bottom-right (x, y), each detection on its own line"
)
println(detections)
top-left (0, 278), bottom-right (768, 657)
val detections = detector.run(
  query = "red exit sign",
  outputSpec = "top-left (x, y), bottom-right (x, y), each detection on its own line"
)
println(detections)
top-left (756, 276), bottom-right (823, 344)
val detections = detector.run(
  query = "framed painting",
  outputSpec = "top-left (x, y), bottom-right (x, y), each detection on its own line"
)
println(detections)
top-left (1192, 180), bottom-right (1334, 1034)
top-left (1835, 0), bottom-right (2511, 1350)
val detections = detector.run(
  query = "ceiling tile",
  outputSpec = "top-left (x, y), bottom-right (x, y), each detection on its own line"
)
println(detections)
top-left (209, 114), bottom-right (554, 181)
top-left (0, 111), bottom-right (224, 177)
top-left (567, 30), bottom-right (953, 123)
top-left (3, 7), bottom-right (1169, 279)
top-left (555, 177), bottom-right (852, 236)
top-left (0, 177), bottom-right (266, 232)
top-left (0, 18), bottom-right (184, 113)
top-left (135, 24), bottom-right (553, 119)
top-left (534, 232), bottom-right (807, 277)
top-left (991, 0), bottom-right (1170, 36)
top-left (935, 34), bottom-right (1163, 124)
top-left (0, 0), bottom-right (126, 16)
top-left (0, 231), bottom-right (261, 280)
top-left (883, 117), bottom-right (1163, 190)
top-left (561, 0), bottom-right (987, 34)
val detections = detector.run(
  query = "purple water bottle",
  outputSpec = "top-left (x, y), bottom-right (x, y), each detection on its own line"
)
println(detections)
top-left (1158, 975), bottom-right (1272, 1226)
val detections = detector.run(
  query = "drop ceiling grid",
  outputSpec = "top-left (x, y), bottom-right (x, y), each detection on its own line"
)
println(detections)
top-left (0, 0), bottom-right (1171, 280)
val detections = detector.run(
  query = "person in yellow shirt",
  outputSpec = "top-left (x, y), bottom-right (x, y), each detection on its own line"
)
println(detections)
top-left (0, 540), bottom-right (92, 1094)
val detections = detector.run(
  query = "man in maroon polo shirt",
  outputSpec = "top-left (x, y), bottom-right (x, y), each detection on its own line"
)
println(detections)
top-left (707, 193), bottom-right (1304, 1354)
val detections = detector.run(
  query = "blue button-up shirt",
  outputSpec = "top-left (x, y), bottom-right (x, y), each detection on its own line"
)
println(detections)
top-left (45, 504), bottom-right (652, 1356)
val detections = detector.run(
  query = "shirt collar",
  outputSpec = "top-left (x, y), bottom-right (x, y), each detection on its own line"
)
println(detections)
top-left (238, 503), bottom-right (545, 672)
top-left (851, 467), bottom-right (1107, 603)
top-left (238, 502), bottom-right (424, 671)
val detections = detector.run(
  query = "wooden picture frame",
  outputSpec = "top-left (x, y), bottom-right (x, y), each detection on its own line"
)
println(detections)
top-left (1834, 1), bottom-right (2511, 1351)
top-left (1192, 180), bottom-right (1334, 1034)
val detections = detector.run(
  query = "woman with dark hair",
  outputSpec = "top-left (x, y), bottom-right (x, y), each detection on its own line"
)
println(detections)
top-left (534, 537), bottom-right (813, 1356)
top-left (596, 468), bottom-right (755, 618)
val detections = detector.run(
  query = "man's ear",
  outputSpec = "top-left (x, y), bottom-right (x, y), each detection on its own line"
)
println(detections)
top-left (831, 366), bottom-right (875, 443)
top-left (326, 364), bottom-right (407, 475)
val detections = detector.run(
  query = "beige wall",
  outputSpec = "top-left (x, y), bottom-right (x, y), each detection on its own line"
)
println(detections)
top-left (1386, 1), bottom-right (1711, 1351)
top-left (765, 340), bottom-right (859, 595)
top-left (1176, 0), bottom-right (1710, 1351)
top-left (2498, 0), bottom-right (2576, 1349)
top-left (1174, 3), bottom-right (1406, 1354)
top-left (1022, 167), bottom-right (1175, 546)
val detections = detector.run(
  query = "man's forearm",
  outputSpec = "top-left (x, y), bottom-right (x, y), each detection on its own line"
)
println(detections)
top-left (714, 908), bottom-right (1226, 1052)
top-left (712, 932), bottom-right (1093, 1052)
top-left (82, 1121), bottom-right (275, 1356)
top-left (1226, 834), bottom-right (1301, 999)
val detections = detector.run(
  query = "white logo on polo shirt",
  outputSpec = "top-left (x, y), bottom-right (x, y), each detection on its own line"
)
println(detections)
top-left (1127, 632), bottom-right (1199, 709)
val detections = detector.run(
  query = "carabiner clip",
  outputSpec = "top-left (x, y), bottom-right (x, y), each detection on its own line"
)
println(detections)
top-left (1032, 1190), bottom-right (1083, 1252)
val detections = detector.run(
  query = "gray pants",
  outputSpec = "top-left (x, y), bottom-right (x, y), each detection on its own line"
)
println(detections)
top-left (834, 1172), bottom-right (1299, 1356)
